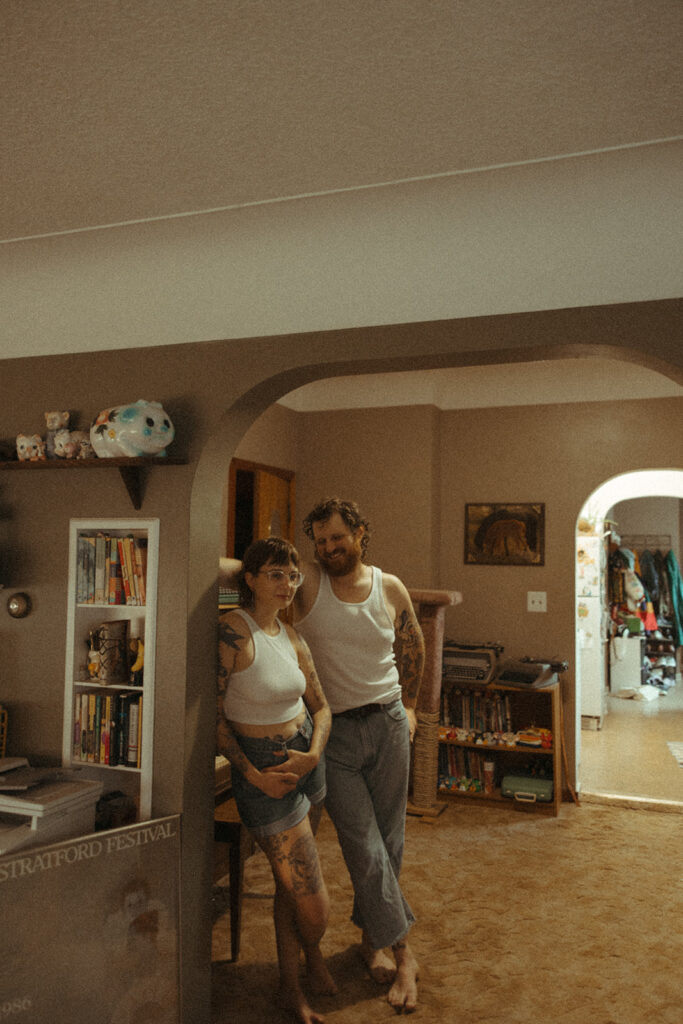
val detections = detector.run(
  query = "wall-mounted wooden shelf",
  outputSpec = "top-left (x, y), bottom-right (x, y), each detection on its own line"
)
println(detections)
top-left (0, 457), bottom-right (187, 510)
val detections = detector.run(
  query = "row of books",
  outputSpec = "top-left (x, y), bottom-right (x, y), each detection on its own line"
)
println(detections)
top-left (438, 745), bottom-right (493, 793)
top-left (441, 687), bottom-right (513, 734)
top-left (76, 532), bottom-right (147, 606)
top-left (72, 689), bottom-right (143, 768)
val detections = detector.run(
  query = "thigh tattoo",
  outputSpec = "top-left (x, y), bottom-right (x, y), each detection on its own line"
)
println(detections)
top-left (266, 830), bottom-right (323, 895)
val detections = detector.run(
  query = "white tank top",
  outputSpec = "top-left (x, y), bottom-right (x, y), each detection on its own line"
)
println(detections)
top-left (296, 566), bottom-right (400, 714)
top-left (222, 610), bottom-right (306, 725)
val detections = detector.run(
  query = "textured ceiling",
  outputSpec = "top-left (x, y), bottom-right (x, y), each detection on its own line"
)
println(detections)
top-left (2, 0), bottom-right (682, 242)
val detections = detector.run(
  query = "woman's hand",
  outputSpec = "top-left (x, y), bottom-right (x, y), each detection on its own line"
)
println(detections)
top-left (256, 761), bottom-right (300, 798)
top-left (262, 748), bottom-right (317, 783)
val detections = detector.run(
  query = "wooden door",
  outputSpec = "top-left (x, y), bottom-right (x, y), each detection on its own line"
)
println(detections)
top-left (254, 468), bottom-right (293, 542)
top-left (227, 459), bottom-right (295, 558)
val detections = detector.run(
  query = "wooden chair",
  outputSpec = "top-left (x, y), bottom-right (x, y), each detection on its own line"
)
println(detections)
top-left (213, 796), bottom-right (254, 961)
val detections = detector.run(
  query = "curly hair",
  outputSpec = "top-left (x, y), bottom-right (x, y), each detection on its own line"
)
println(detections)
top-left (236, 536), bottom-right (300, 608)
top-left (302, 497), bottom-right (371, 557)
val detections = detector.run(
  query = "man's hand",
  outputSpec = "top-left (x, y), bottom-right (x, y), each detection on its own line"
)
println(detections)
top-left (405, 706), bottom-right (418, 743)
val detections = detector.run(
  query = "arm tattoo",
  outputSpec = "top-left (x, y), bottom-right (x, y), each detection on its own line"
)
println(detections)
top-left (216, 617), bottom-right (252, 773)
top-left (295, 633), bottom-right (331, 749)
top-left (218, 619), bottom-right (245, 652)
top-left (217, 619), bottom-right (245, 693)
top-left (394, 608), bottom-right (425, 706)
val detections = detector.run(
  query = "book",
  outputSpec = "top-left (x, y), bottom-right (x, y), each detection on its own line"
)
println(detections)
top-left (94, 532), bottom-right (107, 603)
top-left (87, 692), bottom-right (97, 762)
top-left (117, 694), bottom-right (130, 765)
top-left (80, 692), bottom-right (89, 761)
top-left (133, 537), bottom-right (147, 605)
top-left (108, 535), bottom-right (123, 605)
top-left (117, 538), bottom-right (133, 605)
top-left (98, 692), bottom-right (107, 763)
top-left (76, 535), bottom-right (89, 604)
top-left (125, 536), bottom-right (138, 604)
top-left (108, 693), bottom-right (120, 766)
top-left (93, 692), bottom-right (102, 764)
top-left (73, 694), bottom-right (81, 759)
top-left (136, 695), bottom-right (143, 769)
top-left (126, 695), bottom-right (141, 767)
top-left (83, 535), bottom-right (96, 604)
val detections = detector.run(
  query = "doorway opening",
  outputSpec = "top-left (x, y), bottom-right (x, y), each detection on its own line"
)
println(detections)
top-left (575, 470), bottom-right (683, 810)
top-left (224, 458), bottom-right (295, 559)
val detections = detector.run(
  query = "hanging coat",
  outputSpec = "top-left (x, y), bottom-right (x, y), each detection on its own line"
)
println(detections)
top-left (664, 550), bottom-right (683, 647)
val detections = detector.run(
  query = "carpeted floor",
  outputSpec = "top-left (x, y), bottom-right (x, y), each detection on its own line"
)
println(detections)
top-left (212, 800), bottom-right (682, 1023)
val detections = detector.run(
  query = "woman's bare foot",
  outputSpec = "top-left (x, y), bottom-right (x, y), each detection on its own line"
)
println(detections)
top-left (359, 935), bottom-right (396, 985)
top-left (305, 947), bottom-right (338, 996)
top-left (280, 983), bottom-right (326, 1024)
top-left (387, 940), bottom-right (419, 1013)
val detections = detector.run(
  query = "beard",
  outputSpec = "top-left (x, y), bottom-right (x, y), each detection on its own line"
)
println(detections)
top-left (316, 545), bottom-right (362, 577)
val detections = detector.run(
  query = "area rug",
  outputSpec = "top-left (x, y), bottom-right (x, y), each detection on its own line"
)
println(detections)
top-left (212, 800), bottom-right (682, 1024)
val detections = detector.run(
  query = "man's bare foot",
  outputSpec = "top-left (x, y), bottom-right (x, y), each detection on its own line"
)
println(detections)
top-left (387, 940), bottom-right (419, 1014)
top-left (359, 935), bottom-right (396, 985)
top-left (305, 947), bottom-right (338, 996)
top-left (280, 983), bottom-right (326, 1024)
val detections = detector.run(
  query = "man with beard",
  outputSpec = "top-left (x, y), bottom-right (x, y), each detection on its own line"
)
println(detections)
top-left (221, 497), bottom-right (424, 1012)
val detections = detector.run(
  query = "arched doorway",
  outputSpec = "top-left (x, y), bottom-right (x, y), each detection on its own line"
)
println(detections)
top-left (575, 470), bottom-right (683, 808)
top-left (190, 346), bottom-right (682, 1021)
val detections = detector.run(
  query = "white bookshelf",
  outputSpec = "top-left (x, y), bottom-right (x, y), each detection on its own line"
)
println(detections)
top-left (61, 518), bottom-right (159, 820)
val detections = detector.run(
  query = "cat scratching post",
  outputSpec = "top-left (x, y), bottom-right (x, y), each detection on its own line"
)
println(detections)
top-left (407, 588), bottom-right (462, 817)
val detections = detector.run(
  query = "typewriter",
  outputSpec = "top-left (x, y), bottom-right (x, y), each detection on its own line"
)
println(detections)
top-left (442, 640), bottom-right (504, 687)
top-left (496, 656), bottom-right (568, 689)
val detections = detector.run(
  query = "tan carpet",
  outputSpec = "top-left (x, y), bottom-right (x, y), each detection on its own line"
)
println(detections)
top-left (212, 800), bottom-right (682, 1023)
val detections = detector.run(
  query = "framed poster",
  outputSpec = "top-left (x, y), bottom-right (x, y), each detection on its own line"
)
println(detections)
top-left (465, 503), bottom-right (545, 566)
top-left (0, 815), bottom-right (181, 1024)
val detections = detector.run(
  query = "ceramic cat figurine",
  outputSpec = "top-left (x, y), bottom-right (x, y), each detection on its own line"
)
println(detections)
top-left (44, 410), bottom-right (70, 459)
top-left (90, 400), bottom-right (175, 458)
top-left (16, 433), bottom-right (46, 461)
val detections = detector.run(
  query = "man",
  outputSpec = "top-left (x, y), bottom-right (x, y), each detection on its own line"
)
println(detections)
top-left (220, 497), bottom-right (425, 1013)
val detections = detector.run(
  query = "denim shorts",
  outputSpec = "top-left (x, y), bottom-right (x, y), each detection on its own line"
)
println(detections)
top-left (229, 710), bottom-right (326, 839)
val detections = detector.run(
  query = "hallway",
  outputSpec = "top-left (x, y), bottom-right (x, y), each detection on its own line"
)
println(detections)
top-left (580, 678), bottom-right (683, 810)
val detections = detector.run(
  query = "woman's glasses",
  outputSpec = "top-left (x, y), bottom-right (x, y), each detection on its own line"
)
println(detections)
top-left (258, 569), bottom-right (305, 587)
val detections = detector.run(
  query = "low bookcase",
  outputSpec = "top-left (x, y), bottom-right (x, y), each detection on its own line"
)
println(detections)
top-left (438, 679), bottom-right (562, 816)
top-left (61, 518), bottom-right (159, 821)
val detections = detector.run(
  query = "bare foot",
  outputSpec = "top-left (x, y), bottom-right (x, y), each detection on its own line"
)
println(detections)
top-left (280, 983), bottom-right (326, 1024)
top-left (387, 941), bottom-right (419, 1014)
top-left (305, 947), bottom-right (338, 996)
top-left (359, 936), bottom-right (397, 985)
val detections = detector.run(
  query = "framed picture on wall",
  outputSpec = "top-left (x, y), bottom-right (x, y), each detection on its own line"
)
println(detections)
top-left (464, 502), bottom-right (545, 566)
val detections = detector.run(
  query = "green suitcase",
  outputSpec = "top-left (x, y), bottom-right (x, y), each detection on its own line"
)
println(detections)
top-left (501, 774), bottom-right (553, 804)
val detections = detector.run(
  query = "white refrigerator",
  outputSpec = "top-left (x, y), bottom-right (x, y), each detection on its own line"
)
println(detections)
top-left (576, 533), bottom-right (608, 728)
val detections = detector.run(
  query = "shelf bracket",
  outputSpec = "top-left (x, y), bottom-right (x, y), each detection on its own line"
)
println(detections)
top-left (118, 466), bottom-right (144, 510)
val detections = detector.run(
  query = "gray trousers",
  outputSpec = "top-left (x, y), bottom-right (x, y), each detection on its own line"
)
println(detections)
top-left (323, 698), bottom-right (416, 949)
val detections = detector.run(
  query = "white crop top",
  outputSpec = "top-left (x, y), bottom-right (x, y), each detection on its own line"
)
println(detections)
top-left (222, 610), bottom-right (306, 725)
top-left (296, 566), bottom-right (400, 714)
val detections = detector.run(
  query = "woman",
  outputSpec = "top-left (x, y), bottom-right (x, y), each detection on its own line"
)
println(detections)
top-left (216, 537), bottom-right (335, 1024)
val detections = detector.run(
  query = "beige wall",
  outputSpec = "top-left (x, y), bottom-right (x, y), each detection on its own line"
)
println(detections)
top-left (291, 405), bottom-right (441, 585)
top-left (610, 496), bottom-right (681, 559)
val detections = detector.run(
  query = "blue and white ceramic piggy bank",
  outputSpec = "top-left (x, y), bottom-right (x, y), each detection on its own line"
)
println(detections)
top-left (90, 400), bottom-right (175, 458)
